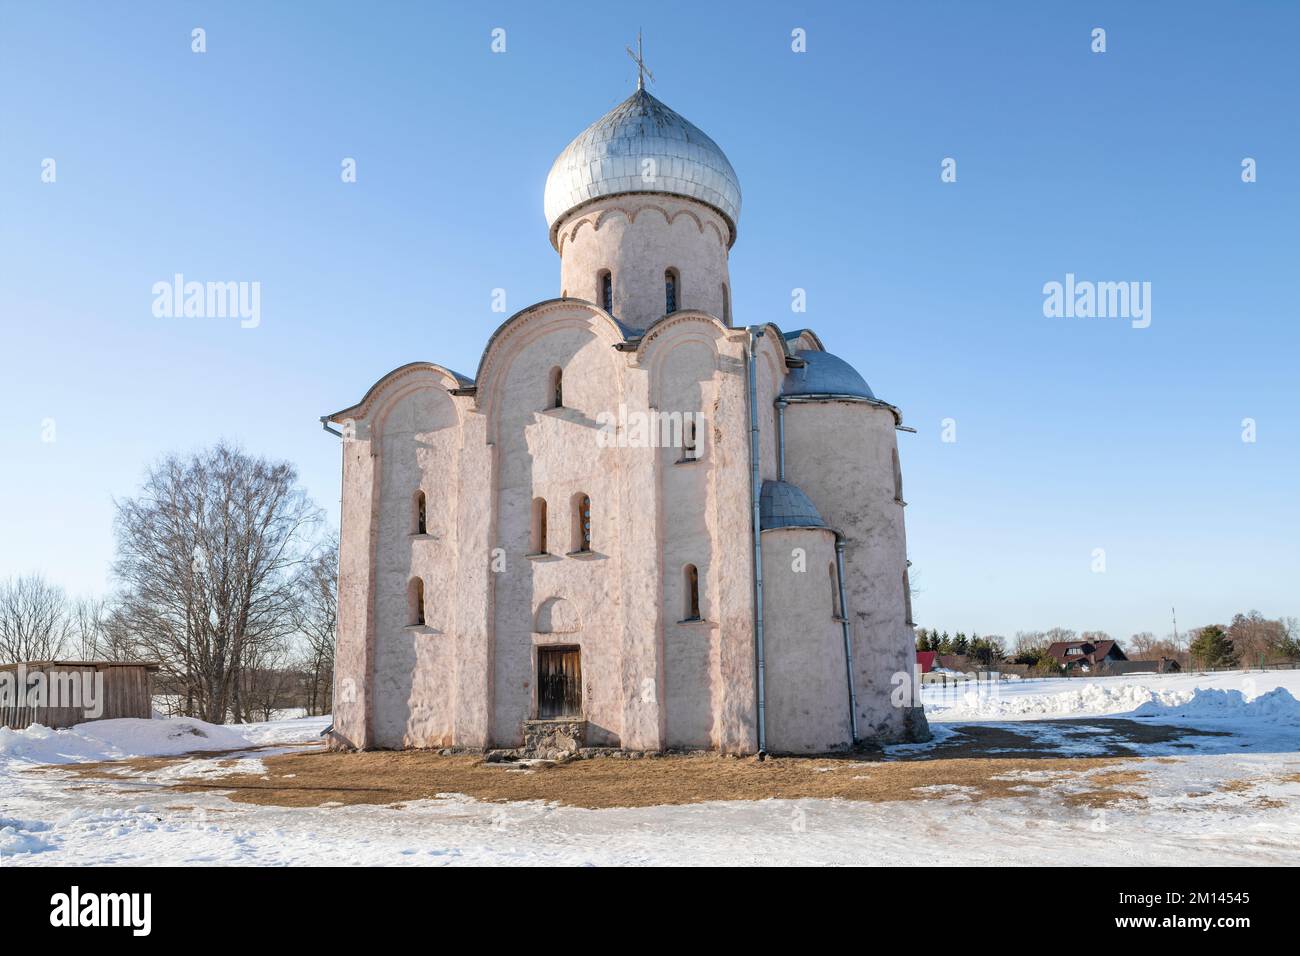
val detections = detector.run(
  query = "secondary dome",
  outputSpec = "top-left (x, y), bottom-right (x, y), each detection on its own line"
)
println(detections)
top-left (544, 88), bottom-right (742, 248)
top-left (760, 480), bottom-right (827, 531)
top-left (781, 350), bottom-right (877, 401)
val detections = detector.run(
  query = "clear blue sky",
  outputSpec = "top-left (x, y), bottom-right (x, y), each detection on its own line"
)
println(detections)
top-left (2, 1), bottom-right (1296, 643)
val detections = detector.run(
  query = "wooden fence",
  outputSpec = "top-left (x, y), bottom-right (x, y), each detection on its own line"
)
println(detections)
top-left (0, 661), bottom-right (160, 730)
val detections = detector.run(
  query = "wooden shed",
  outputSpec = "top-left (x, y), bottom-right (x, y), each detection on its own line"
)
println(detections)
top-left (0, 661), bottom-right (161, 730)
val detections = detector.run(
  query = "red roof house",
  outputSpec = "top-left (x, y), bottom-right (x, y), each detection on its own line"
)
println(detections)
top-left (1045, 640), bottom-right (1128, 672)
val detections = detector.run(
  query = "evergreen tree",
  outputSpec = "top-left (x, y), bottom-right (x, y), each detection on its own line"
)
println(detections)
top-left (1190, 625), bottom-right (1239, 669)
top-left (970, 635), bottom-right (1003, 666)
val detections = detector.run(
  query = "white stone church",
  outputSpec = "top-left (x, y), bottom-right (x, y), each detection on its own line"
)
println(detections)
top-left (324, 76), bottom-right (927, 755)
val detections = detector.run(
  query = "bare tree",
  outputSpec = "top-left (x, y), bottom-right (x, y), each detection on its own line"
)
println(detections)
top-left (69, 596), bottom-right (111, 660)
top-left (1012, 630), bottom-right (1047, 658)
top-left (1128, 631), bottom-right (1158, 659)
top-left (1044, 626), bottom-right (1078, 645)
top-left (239, 634), bottom-right (297, 722)
top-left (0, 574), bottom-right (74, 662)
top-left (1227, 610), bottom-right (1286, 666)
top-left (97, 605), bottom-right (143, 662)
top-left (292, 536), bottom-right (337, 717)
top-left (112, 443), bottom-right (321, 723)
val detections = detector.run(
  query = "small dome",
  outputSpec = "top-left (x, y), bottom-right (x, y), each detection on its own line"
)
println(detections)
top-left (760, 480), bottom-right (826, 531)
top-left (544, 89), bottom-right (742, 247)
top-left (781, 349), bottom-right (876, 401)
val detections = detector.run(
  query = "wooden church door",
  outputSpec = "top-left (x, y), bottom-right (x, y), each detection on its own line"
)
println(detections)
top-left (537, 646), bottom-right (582, 718)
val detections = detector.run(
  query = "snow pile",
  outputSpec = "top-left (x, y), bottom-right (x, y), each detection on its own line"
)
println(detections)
top-left (926, 682), bottom-right (1191, 721)
top-left (0, 717), bottom-right (253, 767)
top-left (1132, 687), bottom-right (1300, 725)
top-left (0, 815), bottom-right (54, 856)
top-left (239, 715), bottom-right (331, 746)
top-left (927, 678), bottom-right (1300, 726)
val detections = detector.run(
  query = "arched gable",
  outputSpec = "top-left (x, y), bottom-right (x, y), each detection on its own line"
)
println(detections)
top-left (752, 323), bottom-right (790, 391)
top-left (783, 328), bottom-right (825, 354)
top-left (635, 310), bottom-right (734, 363)
top-left (636, 313), bottom-right (734, 441)
top-left (474, 298), bottom-right (629, 444)
top-left (324, 362), bottom-right (470, 426)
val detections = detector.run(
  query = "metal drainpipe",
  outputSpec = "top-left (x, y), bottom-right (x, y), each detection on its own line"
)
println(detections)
top-left (774, 398), bottom-right (787, 481)
top-left (834, 535), bottom-right (859, 746)
top-left (318, 415), bottom-right (343, 742)
top-left (747, 328), bottom-right (767, 757)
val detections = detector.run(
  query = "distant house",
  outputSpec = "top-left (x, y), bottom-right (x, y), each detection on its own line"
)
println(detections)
top-left (936, 654), bottom-right (973, 673)
top-left (1104, 657), bottom-right (1182, 675)
top-left (1046, 640), bottom-right (1127, 672)
top-left (916, 651), bottom-right (937, 674)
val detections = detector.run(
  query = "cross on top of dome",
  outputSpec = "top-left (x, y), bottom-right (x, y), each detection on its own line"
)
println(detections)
top-left (625, 30), bottom-right (654, 91)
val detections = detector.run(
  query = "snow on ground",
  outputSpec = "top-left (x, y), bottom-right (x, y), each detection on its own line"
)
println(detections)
top-left (236, 715), bottom-right (331, 746)
top-left (1, 673), bottom-right (1297, 866)
top-left (3, 744), bottom-right (1298, 865)
top-left (922, 667), bottom-right (1300, 723)
top-left (0, 718), bottom-right (254, 767)
top-left (0, 714), bottom-right (329, 769)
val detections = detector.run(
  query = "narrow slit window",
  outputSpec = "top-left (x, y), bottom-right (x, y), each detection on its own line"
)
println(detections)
top-left (531, 498), bottom-right (548, 554)
top-left (573, 493), bottom-right (591, 552)
top-left (665, 269), bottom-right (679, 314)
top-left (892, 447), bottom-right (903, 502)
top-left (410, 578), bottom-right (425, 627)
top-left (721, 282), bottom-right (731, 325)
top-left (550, 367), bottom-right (563, 409)
top-left (599, 270), bottom-right (613, 312)
top-left (415, 491), bottom-right (427, 535)
top-left (684, 564), bottom-right (700, 620)
top-left (683, 417), bottom-right (697, 459)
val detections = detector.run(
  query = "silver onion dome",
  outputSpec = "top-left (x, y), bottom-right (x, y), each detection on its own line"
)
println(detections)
top-left (544, 88), bottom-right (742, 248)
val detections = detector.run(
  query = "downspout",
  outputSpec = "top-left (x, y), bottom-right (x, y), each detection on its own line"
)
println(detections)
top-left (317, 415), bottom-right (343, 740)
top-left (834, 535), bottom-right (859, 746)
top-left (746, 328), bottom-right (767, 757)
top-left (774, 398), bottom-right (787, 481)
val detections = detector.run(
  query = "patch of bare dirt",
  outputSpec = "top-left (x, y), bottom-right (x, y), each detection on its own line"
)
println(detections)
top-left (39, 719), bottom-right (1226, 811)
top-left (916, 719), bottom-right (1226, 760)
top-left (47, 748), bottom-right (1153, 811)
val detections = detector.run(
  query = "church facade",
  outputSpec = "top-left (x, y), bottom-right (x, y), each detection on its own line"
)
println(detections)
top-left (324, 82), bottom-right (927, 755)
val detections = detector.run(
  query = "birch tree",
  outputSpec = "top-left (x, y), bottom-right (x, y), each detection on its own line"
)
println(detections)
top-left (112, 443), bottom-right (320, 723)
